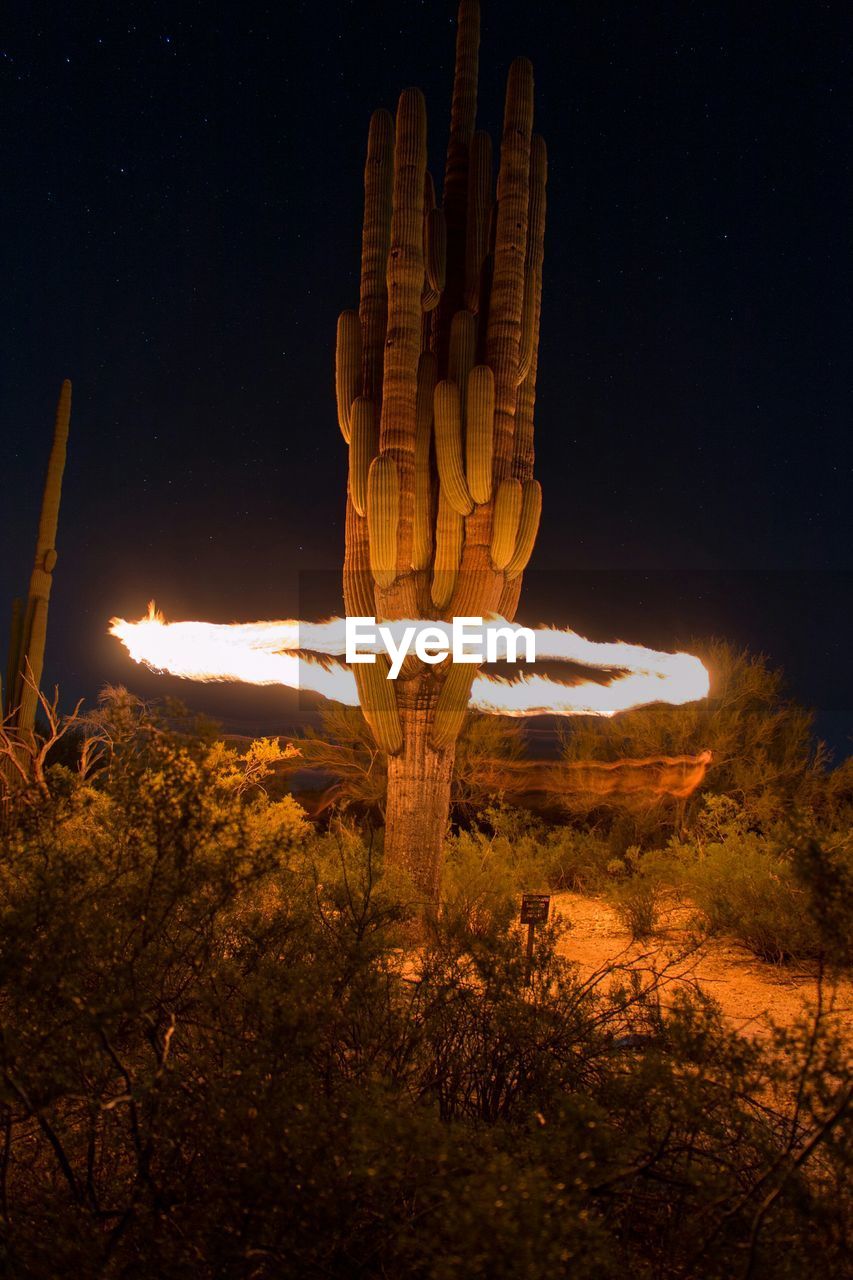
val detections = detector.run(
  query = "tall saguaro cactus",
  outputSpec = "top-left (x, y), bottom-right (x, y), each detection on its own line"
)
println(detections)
top-left (3, 380), bottom-right (72, 738)
top-left (337, 0), bottom-right (546, 905)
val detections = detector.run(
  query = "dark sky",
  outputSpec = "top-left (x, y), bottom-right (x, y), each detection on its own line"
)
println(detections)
top-left (3, 1), bottom-right (851, 749)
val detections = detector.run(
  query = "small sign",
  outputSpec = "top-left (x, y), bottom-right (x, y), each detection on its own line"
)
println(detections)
top-left (520, 893), bottom-right (550, 925)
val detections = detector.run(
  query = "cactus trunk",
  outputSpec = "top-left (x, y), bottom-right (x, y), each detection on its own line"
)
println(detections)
top-left (339, 1), bottom-right (546, 909)
top-left (384, 682), bottom-right (455, 908)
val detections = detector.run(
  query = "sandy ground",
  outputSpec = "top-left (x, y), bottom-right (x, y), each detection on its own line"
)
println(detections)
top-left (551, 891), bottom-right (853, 1040)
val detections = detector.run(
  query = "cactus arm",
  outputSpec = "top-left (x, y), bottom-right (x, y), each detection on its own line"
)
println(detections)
top-left (465, 365), bottom-right (495, 504)
top-left (353, 658), bottom-right (403, 754)
top-left (367, 455), bottom-right (400, 589)
top-left (490, 477), bottom-right (523, 569)
top-left (464, 131), bottom-right (492, 313)
top-left (441, 0), bottom-right (480, 322)
top-left (447, 310), bottom-right (476, 405)
top-left (513, 134), bottom-right (547, 481)
top-left (431, 661), bottom-right (477, 750)
top-left (505, 479), bottom-right (542, 578)
top-left (344, 110), bottom-right (393, 622)
top-left (344, 497), bottom-right (376, 618)
top-left (359, 109), bottom-right (394, 405)
top-left (412, 352), bottom-right (437, 570)
top-left (424, 207), bottom-right (447, 296)
top-left (379, 89), bottom-right (428, 580)
top-left (434, 381), bottom-right (474, 516)
top-left (486, 58), bottom-right (534, 480)
top-left (335, 311), bottom-right (362, 441)
top-left (431, 493), bottom-right (463, 610)
top-left (349, 397), bottom-right (379, 517)
top-left (444, 0), bottom-right (480, 197)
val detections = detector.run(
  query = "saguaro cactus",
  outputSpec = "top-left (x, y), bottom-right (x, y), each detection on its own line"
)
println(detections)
top-left (3, 380), bottom-right (72, 738)
top-left (338, 0), bottom-right (546, 906)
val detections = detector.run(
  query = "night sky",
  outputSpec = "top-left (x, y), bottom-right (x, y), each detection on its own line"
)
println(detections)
top-left (3, 1), bottom-right (851, 749)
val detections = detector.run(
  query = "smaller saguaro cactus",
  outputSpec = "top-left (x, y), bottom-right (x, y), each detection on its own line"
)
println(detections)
top-left (3, 380), bottom-right (72, 738)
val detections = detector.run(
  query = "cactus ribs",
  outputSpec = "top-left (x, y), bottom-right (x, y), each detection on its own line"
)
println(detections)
top-left (335, 1), bottom-right (547, 905)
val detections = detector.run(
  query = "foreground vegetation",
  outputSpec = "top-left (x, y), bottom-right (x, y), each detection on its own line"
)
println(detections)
top-left (0, 677), bottom-right (849, 1277)
top-left (288, 641), bottom-right (852, 967)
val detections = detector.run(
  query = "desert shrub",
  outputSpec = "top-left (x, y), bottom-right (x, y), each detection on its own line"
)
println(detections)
top-left (441, 820), bottom-right (547, 936)
top-left (276, 702), bottom-right (389, 818)
top-left (0, 695), bottom-right (849, 1277)
top-left (482, 802), bottom-right (616, 891)
top-left (541, 824), bottom-right (615, 890)
top-left (678, 834), bottom-right (817, 962)
top-left (301, 819), bottom-right (416, 950)
top-left (600, 847), bottom-right (675, 940)
top-left (607, 873), bottom-right (667, 940)
top-left (451, 712), bottom-right (526, 819)
top-left (442, 805), bottom-right (615, 934)
top-left (807, 754), bottom-right (853, 827)
top-left (671, 795), bottom-right (853, 965)
top-left (789, 828), bottom-right (853, 967)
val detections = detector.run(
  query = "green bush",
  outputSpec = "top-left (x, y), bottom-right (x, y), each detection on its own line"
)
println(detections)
top-left (599, 846), bottom-right (675, 940)
top-left (441, 813), bottom-right (548, 937)
top-left (541, 825), bottom-right (615, 891)
top-left (789, 828), bottom-right (853, 967)
top-left (607, 875), bottom-right (667, 940)
top-left (670, 796), bottom-right (853, 964)
top-left (441, 804), bottom-right (616, 936)
top-left (678, 834), bottom-right (813, 961)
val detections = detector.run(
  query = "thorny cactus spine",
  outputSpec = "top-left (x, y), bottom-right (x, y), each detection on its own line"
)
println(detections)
top-left (336, 0), bottom-right (546, 906)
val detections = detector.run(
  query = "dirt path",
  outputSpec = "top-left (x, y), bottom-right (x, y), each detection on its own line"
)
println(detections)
top-left (552, 891), bottom-right (853, 1039)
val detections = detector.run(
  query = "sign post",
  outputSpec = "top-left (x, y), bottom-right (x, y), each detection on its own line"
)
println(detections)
top-left (520, 893), bottom-right (551, 986)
